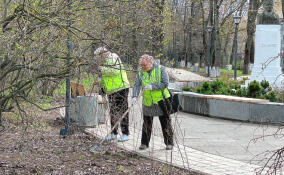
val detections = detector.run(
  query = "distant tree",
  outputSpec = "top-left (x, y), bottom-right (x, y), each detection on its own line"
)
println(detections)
top-left (243, 0), bottom-right (263, 74)
top-left (0, 1), bottom-right (81, 126)
top-left (282, 0), bottom-right (284, 20)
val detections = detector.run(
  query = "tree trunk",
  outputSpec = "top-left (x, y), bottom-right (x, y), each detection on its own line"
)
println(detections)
top-left (243, 0), bottom-right (261, 74)
top-left (223, 31), bottom-right (230, 66)
top-left (187, 1), bottom-right (195, 66)
top-left (201, 1), bottom-right (206, 66)
top-left (172, 0), bottom-right (177, 66)
top-left (207, 0), bottom-right (214, 67)
top-left (1, 0), bottom-right (8, 126)
top-left (0, 110), bottom-right (2, 127)
top-left (132, 28), bottom-right (138, 67)
top-left (213, 0), bottom-right (222, 67)
top-left (282, 0), bottom-right (284, 21)
top-left (183, 2), bottom-right (188, 67)
top-left (3, 0), bottom-right (7, 18)
top-left (130, 2), bottom-right (139, 68)
top-left (230, 28), bottom-right (236, 64)
top-left (151, 0), bottom-right (165, 60)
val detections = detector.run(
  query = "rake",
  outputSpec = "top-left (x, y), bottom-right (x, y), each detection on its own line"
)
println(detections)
top-left (89, 95), bottom-right (139, 152)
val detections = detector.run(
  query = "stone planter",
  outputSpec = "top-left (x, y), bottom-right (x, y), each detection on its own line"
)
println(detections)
top-left (176, 91), bottom-right (284, 124)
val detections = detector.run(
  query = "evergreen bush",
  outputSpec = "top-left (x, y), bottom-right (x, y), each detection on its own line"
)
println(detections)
top-left (182, 79), bottom-right (283, 102)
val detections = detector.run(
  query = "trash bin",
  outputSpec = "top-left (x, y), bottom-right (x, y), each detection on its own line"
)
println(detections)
top-left (69, 95), bottom-right (106, 127)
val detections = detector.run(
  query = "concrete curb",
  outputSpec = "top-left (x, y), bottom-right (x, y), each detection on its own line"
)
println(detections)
top-left (176, 91), bottom-right (284, 124)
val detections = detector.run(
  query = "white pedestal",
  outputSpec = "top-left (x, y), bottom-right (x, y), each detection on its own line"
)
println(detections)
top-left (226, 64), bottom-right (232, 71)
top-left (249, 25), bottom-right (284, 89)
top-left (180, 60), bottom-right (185, 68)
top-left (205, 67), bottom-right (220, 78)
top-left (248, 63), bottom-right (254, 72)
top-left (187, 62), bottom-right (192, 69)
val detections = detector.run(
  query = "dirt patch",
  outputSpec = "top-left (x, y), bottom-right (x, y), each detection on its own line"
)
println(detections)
top-left (0, 100), bottom-right (202, 175)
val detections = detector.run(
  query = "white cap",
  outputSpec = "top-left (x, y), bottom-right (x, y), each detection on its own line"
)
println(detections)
top-left (94, 47), bottom-right (108, 56)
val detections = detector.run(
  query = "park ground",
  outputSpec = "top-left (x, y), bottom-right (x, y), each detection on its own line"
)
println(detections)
top-left (0, 96), bottom-right (201, 175)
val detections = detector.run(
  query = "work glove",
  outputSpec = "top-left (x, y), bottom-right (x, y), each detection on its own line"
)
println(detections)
top-left (144, 84), bottom-right (153, 90)
top-left (132, 97), bottom-right (138, 105)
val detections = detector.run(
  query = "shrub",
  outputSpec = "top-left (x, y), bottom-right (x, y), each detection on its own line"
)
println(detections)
top-left (236, 87), bottom-right (247, 97)
top-left (215, 87), bottom-right (230, 95)
top-left (247, 81), bottom-right (261, 97)
top-left (210, 79), bottom-right (225, 94)
top-left (228, 80), bottom-right (241, 90)
top-left (264, 91), bottom-right (277, 102)
top-left (228, 88), bottom-right (237, 95)
top-left (196, 81), bottom-right (212, 94)
top-left (182, 86), bottom-right (193, 92)
top-left (202, 81), bottom-right (210, 91)
top-left (260, 80), bottom-right (270, 89)
top-left (239, 77), bottom-right (248, 84)
top-left (277, 91), bottom-right (284, 102)
top-left (184, 79), bottom-right (281, 102)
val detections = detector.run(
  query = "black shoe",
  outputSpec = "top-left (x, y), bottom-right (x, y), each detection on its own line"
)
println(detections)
top-left (166, 145), bottom-right (173, 150)
top-left (139, 144), bottom-right (148, 150)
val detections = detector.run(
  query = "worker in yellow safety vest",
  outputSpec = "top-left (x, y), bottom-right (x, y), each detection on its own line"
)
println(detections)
top-left (94, 47), bottom-right (130, 142)
top-left (132, 54), bottom-right (174, 150)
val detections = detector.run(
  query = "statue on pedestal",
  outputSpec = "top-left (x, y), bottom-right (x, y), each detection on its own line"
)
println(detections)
top-left (257, 0), bottom-right (279, 24)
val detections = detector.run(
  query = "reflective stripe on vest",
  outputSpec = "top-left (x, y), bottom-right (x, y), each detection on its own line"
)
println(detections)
top-left (140, 65), bottom-right (170, 107)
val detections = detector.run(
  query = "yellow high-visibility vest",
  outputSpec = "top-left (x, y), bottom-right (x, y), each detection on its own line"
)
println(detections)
top-left (101, 53), bottom-right (129, 94)
top-left (140, 65), bottom-right (170, 106)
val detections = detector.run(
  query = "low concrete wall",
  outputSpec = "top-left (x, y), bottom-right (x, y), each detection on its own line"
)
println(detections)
top-left (177, 91), bottom-right (284, 124)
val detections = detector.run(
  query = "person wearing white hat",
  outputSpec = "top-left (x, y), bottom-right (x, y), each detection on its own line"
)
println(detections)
top-left (94, 47), bottom-right (130, 142)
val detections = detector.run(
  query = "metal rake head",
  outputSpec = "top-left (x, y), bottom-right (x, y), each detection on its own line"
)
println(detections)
top-left (89, 138), bottom-right (106, 152)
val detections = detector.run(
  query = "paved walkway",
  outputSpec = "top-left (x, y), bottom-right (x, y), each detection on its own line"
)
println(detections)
top-left (165, 67), bottom-right (209, 82)
top-left (85, 97), bottom-right (284, 175)
top-left (84, 68), bottom-right (283, 174)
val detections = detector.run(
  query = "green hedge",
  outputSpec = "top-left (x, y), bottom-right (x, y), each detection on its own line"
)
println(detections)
top-left (182, 79), bottom-right (279, 102)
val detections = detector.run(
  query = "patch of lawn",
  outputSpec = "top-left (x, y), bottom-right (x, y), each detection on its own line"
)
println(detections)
top-left (54, 81), bottom-right (66, 95)
top-left (54, 75), bottom-right (96, 95)
top-left (220, 69), bottom-right (246, 76)
top-left (38, 103), bottom-right (52, 109)
top-left (196, 67), bottom-right (250, 77)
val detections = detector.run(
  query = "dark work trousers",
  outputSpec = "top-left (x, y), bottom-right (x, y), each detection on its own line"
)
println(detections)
top-left (108, 88), bottom-right (129, 135)
top-left (141, 114), bottom-right (174, 147)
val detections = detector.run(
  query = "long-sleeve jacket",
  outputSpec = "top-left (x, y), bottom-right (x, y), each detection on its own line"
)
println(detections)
top-left (132, 63), bottom-right (169, 116)
top-left (133, 64), bottom-right (169, 97)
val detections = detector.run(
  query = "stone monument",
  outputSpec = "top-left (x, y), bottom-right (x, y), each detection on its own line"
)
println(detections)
top-left (249, 0), bottom-right (284, 89)
top-left (257, 0), bottom-right (279, 25)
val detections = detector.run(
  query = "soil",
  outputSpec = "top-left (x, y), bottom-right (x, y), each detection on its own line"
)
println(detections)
top-left (0, 98), bottom-right (203, 175)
